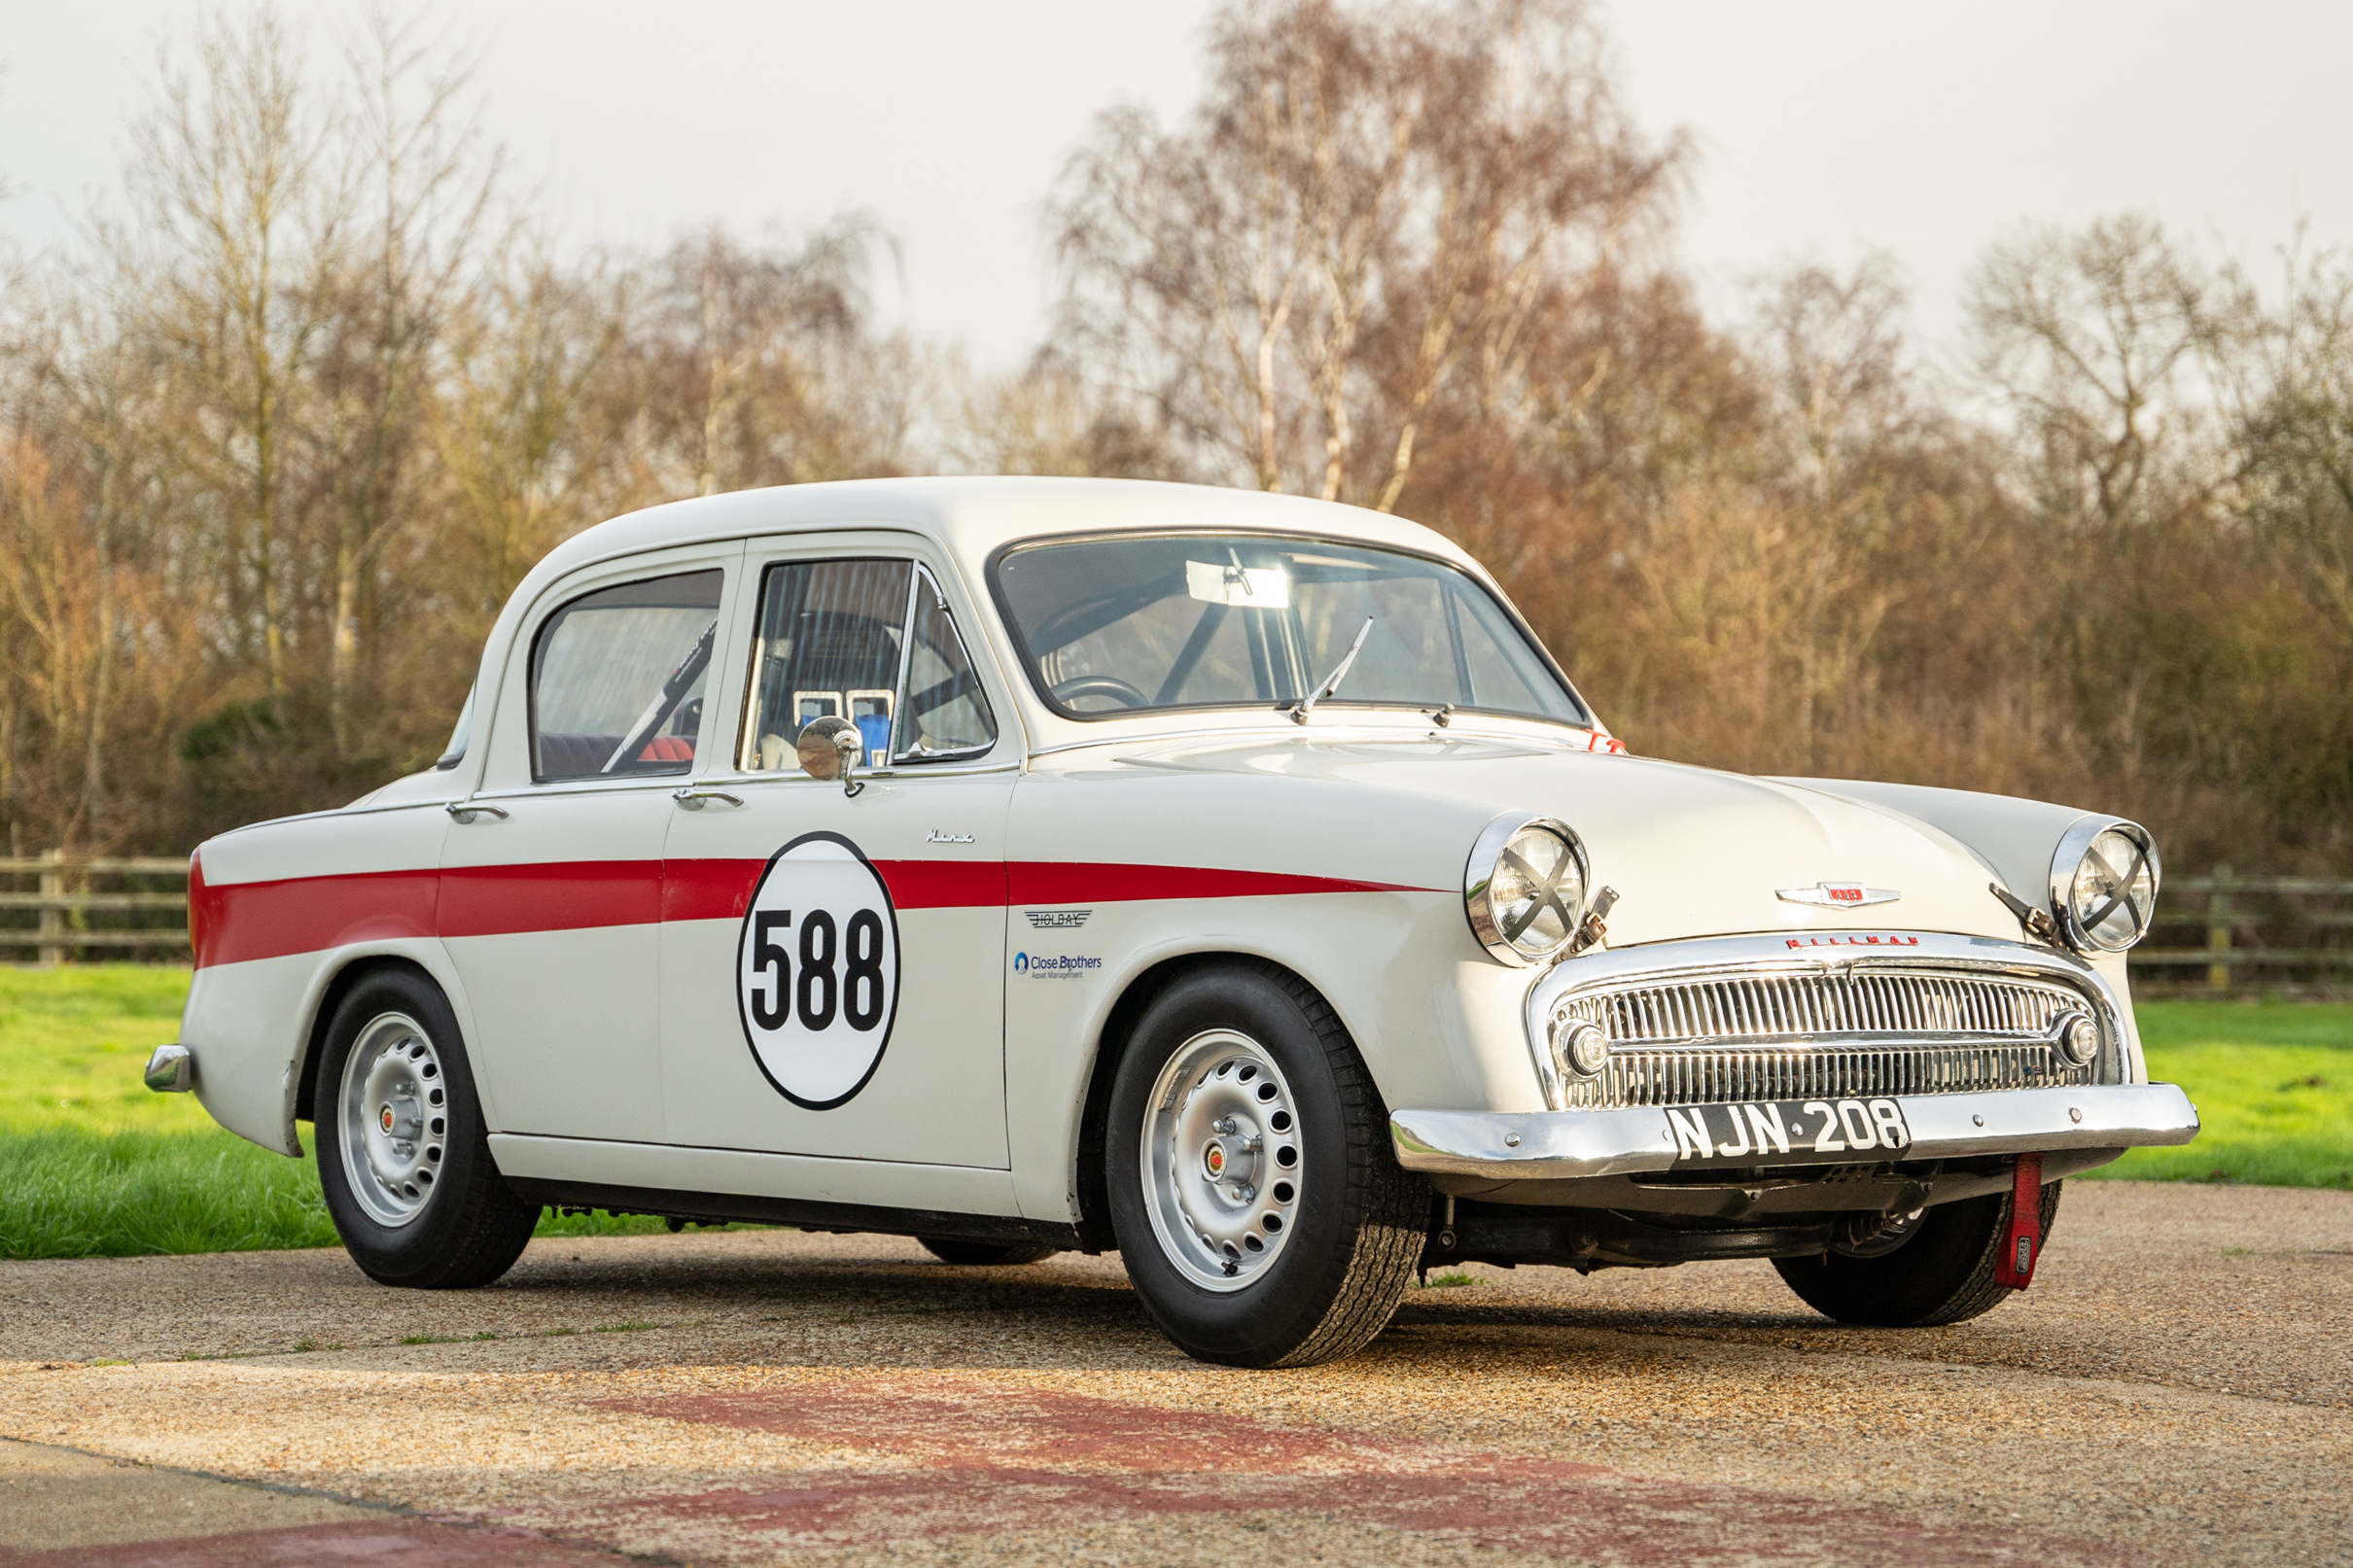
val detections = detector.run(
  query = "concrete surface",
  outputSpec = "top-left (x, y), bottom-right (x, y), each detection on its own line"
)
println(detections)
top-left (1, 1180), bottom-right (2347, 1566)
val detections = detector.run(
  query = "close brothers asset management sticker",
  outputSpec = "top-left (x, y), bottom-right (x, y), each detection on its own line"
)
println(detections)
top-left (1014, 952), bottom-right (1103, 981)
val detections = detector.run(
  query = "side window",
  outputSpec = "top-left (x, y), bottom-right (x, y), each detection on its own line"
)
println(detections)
top-left (530, 569), bottom-right (723, 782)
top-left (896, 569), bottom-right (998, 762)
top-left (741, 558), bottom-right (999, 773)
top-left (742, 559), bottom-right (913, 772)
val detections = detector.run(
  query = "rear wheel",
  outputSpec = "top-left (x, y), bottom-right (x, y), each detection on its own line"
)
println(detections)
top-left (1774, 1179), bottom-right (2064, 1327)
top-left (1106, 961), bottom-right (1424, 1368)
top-left (919, 1237), bottom-right (1059, 1267)
top-left (313, 968), bottom-right (539, 1289)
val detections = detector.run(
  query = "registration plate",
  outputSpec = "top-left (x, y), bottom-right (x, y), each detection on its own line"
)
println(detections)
top-left (1664, 1098), bottom-right (1913, 1165)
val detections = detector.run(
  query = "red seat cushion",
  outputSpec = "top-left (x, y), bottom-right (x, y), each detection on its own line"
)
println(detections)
top-left (638, 735), bottom-right (695, 762)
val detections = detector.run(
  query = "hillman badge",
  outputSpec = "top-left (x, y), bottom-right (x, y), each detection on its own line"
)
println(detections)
top-left (1775, 882), bottom-right (1901, 907)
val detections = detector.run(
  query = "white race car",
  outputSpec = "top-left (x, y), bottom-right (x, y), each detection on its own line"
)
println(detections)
top-left (150, 478), bottom-right (2196, 1367)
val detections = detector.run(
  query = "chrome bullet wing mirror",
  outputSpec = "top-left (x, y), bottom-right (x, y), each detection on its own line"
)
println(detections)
top-left (797, 715), bottom-right (867, 798)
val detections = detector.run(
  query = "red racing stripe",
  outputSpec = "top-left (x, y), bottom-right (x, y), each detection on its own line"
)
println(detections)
top-left (659, 858), bottom-right (1012, 921)
top-left (190, 865), bottom-right (440, 968)
top-left (195, 857), bottom-right (1431, 966)
top-left (439, 860), bottom-right (662, 937)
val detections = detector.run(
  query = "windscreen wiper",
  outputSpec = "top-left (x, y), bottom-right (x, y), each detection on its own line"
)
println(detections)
top-left (1285, 616), bottom-right (1374, 725)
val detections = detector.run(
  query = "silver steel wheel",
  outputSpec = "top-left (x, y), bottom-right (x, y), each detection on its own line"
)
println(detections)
top-left (336, 1011), bottom-right (449, 1229)
top-left (1139, 1028), bottom-right (1304, 1292)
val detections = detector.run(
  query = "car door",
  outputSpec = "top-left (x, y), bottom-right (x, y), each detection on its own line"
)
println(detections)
top-left (659, 540), bottom-right (1017, 1169)
top-left (442, 545), bottom-right (742, 1143)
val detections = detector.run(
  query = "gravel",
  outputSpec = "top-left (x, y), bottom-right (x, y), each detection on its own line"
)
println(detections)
top-left (2, 1180), bottom-right (2347, 1566)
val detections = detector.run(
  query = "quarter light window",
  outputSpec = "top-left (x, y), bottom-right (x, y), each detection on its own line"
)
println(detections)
top-left (530, 569), bottom-right (723, 782)
top-left (742, 559), bottom-right (998, 772)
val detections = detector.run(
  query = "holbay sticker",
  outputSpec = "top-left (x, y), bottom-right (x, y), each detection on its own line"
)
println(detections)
top-left (737, 832), bottom-right (900, 1108)
top-left (1013, 951), bottom-right (1102, 981)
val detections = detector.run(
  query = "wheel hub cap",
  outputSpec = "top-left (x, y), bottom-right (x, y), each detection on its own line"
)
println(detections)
top-left (1140, 1029), bottom-right (1303, 1292)
top-left (337, 1013), bottom-right (448, 1229)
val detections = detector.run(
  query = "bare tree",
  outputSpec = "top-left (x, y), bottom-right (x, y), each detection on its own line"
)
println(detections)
top-left (124, 4), bottom-right (354, 697)
top-left (434, 243), bottom-right (625, 625)
top-left (311, 6), bottom-right (502, 753)
top-left (623, 220), bottom-right (899, 498)
top-left (1965, 214), bottom-right (2212, 528)
top-left (1051, 0), bottom-right (1682, 508)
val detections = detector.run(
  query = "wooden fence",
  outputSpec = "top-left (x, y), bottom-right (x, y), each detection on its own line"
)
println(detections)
top-left (0, 853), bottom-right (193, 964)
top-left (2130, 871), bottom-right (2353, 995)
top-left (4, 854), bottom-right (2351, 991)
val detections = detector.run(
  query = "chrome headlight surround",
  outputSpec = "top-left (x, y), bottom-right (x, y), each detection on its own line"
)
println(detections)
top-left (2047, 816), bottom-right (2160, 955)
top-left (1464, 813), bottom-right (1589, 967)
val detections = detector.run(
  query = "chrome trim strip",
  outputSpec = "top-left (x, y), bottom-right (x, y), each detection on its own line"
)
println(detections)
top-left (1391, 1083), bottom-right (2199, 1181)
top-left (1023, 717), bottom-right (1622, 760)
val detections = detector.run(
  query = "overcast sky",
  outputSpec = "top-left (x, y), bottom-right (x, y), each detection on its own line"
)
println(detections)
top-left (4, 1), bottom-right (2348, 370)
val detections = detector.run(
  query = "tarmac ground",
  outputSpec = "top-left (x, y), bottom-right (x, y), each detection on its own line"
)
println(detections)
top-left (2, 1180), bottom-right (2348, 1567)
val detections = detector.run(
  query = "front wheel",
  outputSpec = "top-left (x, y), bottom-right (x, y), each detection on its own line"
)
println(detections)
top-left (1774, 1180), bottom-right (2064, 1327)
top-left (1105, 961), bottom-right (1425, 1368)
top-left (313, 967), bottom-right (540, 1289)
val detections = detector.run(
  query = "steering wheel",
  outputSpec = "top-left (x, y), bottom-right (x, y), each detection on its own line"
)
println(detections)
top-left (1051, 674), bottom-right (1151, 711)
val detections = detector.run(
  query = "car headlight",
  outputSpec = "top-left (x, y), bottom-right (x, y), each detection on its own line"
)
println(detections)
top-left (2047, 818), bottom-right (2160, 954)
top-left (1464, 815), bottom-right (1588, 966)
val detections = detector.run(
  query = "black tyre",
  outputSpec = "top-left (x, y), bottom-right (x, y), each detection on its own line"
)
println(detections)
top-left (1105, 960), bottom-right (1425, 1368)
top-left (919, 1237), bottom-right (1059, 1267)
top-left (313, 967), bottom-right (540, 1289)
top-left (1774, 1179), bottom-right (2064, 1327)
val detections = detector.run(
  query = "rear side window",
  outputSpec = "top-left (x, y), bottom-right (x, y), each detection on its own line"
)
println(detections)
top-left (530, 570), bottom-right (724, 782)
top-left (742, 558), bottom-right (998, 772)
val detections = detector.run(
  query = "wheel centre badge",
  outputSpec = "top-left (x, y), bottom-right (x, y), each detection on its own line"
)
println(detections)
top-left (736, 831), bottom-right (901, 1110)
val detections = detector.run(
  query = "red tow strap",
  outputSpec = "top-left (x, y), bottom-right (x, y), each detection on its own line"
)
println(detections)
top-left (1994, 1153), bottom-right (2044, 1290)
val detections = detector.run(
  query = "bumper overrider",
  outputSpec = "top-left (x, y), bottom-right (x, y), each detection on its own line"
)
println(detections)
top-left (1393, 930), bottom-right (2200, 1181)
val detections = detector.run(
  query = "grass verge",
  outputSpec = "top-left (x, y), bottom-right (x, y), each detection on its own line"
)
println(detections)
top-left (0, 965), bottom-right (683, 1259)
top-left (2086, 1000), bottom-right (2353, 1190)
top-left (0, 1127), bottom-right (681, 1260)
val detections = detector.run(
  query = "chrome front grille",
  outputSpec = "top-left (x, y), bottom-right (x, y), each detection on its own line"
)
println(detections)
top-left (1546, 967), bottom-right (2102, 1110)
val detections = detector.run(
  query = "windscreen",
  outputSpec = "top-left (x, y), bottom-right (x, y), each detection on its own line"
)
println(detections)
top-left (993, 535), bottom-right (1585, 723)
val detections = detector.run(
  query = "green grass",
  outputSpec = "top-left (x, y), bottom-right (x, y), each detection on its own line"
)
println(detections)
top-left (0, 965), bottom-right (686, 1259)
top-left (2088, 1000), bottom-right (2353, 1190)
top-left (1, 969), bottom-right (2346, 1259)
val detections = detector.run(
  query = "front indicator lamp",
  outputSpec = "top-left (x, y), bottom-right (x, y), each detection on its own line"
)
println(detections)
top-left (2053, 1010), bottom-right (2100, 1067)
top-left (1552, 1016), bottom-right (1610, 1080)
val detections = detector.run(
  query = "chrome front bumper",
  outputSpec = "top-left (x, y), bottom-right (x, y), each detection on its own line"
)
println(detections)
top-left (1391, 1083), bottom-right (2198, 1181)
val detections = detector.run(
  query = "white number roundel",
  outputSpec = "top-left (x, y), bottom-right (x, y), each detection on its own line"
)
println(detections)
top-left (736, 833), bottom-right (900, 1108)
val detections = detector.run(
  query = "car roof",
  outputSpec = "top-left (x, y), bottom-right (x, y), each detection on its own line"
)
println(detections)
top-left (529, 476), bottom-right (1484, 587)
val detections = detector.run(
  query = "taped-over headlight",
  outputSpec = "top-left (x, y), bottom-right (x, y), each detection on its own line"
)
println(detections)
top-left (2048, 818), bottom-right (2160, 954)
top-left (1465, 815), bottom-right (1587, 966)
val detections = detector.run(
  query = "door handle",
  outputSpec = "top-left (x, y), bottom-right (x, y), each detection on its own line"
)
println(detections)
top-left (445, 801), bottom-right (509, 823)
top-left (672, 787), bottom-right (745, 811)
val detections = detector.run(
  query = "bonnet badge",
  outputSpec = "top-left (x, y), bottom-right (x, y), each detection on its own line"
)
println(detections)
top-left (1777, 882), bottom-right (1901, 908)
